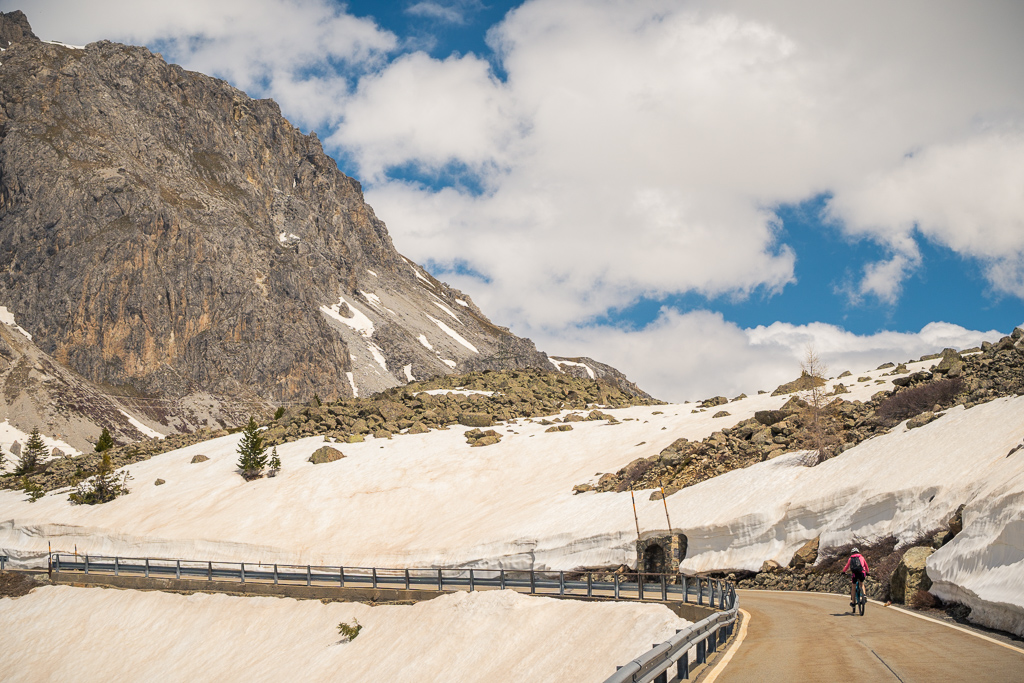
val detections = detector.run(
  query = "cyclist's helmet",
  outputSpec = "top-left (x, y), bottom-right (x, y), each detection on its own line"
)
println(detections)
top-left (851, 547), bottom-right (860, 554)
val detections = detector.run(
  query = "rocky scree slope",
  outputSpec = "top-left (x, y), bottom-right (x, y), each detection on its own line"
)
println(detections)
top-left (583, 329), bottom-right (1024, 498)
top-left (0, 13), bottom-right (629, 432)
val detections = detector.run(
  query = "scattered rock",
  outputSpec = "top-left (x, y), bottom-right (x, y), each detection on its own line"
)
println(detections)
top-left (789, 536), bottom-right (820, 568)
top-left (876, 362), bottom-right (895, 370)
top-left (701, 396), bottom-right (728, 407)
top-left (154, 479), bottom-right (166, 486)
top-left (572, 484), bottom-right (593, 494)
top-left (890, 546), bottom-right (934, 603)
top-left (772, 372), bottom-right (826, 396)
top-left (309, 446), bottom-right (345, 464)
top-left (458, 412), bottom-right (493, 428)
top-left (190, 455), bottom-right (210, 464)
top-left (906, 411), bottom-right (937, 430)
top-left (838, 371), bottom-right (851, 378)
top-left (760, 559), bottom-right (783, 573)
top-left (545, 424), bottom-right (574, 432)
top-left (712, 410), bottom-right (731, 418)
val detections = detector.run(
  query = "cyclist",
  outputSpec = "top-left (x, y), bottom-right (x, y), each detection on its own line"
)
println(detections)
top-left (843, 547), bottom-right (869, 612)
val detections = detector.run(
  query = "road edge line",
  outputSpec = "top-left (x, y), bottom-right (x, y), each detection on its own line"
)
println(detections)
top-left (739, 588), bottom-right (1024, 655)
top-left (700, 609), bottom-right (750, 683)
top-left (884, 604), bottom-right (1024, 655)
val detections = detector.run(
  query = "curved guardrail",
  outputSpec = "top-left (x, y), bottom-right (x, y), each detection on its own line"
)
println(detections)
top-left (46, 553), bottom-right (735, 608)
top-left (603, 584), bottom-right (738, 683)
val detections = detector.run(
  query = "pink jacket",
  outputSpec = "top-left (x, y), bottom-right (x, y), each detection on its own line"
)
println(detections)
top-left (843, 553), bottom-right (869, 574)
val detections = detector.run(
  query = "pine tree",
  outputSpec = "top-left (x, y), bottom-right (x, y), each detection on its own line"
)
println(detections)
top-left (268, 446), bottom-right (281, 477)
top-left (236, 417), bottom-right (268, 480)
top-left (16, 427), bottom-right (47, 475)
top-left (95, 427), bottom-right (114, 452)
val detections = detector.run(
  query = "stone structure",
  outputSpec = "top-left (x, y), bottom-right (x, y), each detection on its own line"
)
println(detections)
top-left (637, 531), bottom-right (688, 575)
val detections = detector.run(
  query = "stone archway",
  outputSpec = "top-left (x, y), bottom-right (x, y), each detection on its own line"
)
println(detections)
top-left (643, 543), bottom-right (667, 578)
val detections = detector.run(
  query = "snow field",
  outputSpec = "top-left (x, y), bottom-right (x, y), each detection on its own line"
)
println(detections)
top-left (0, 586), bottom-right (687, 682)
top-left (1, 358), bottom-right (1020, 633)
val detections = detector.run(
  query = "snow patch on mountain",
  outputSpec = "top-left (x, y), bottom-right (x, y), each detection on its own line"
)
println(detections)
top-left (0, 305), bottom-right (32, 340)
top-left (427, 315), bottom-right (478, 354)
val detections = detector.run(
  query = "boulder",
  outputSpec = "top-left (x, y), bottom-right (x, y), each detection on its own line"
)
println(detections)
top-left (907, 411), bottom-right (937, 430)
top-left (712, 410), bottom-right (731, 418)
top-left (572, 484), bottom-right (593, 494)
top-left (407, 422), bottom-right (429, 435)
top-left (772, 372), bottom-right (825, 396)
top-left (545, 424), bottom-right (574, 432)
top-left (890, 546), bottom-right (934, 603)
top-left (760, 559), bottom-right (783, 573)
top-left (471, 435), bottom-right (501, 447)
top-left (458, 412), bottom-right (492, 428)
top-left (788, 536), bottom-right (819, 568)
top-left (190, 455), bottom-right (209, 464)
top-left (934, 348), bottom-right (963, 376)
top-left (309, 446), bottom-right (345, 464)
top-left (701, 396), bottom-right (728, 407)
top-left (154, 479), bottom-right (166, 486)
top-left (939, 504), bottom-right (966, 546)
top-left (831, 383), bottom-right (849, 395)
top-left (346, 434), bottom-right (364, 443)
top-left (373, 429), bottom-right (392, 440)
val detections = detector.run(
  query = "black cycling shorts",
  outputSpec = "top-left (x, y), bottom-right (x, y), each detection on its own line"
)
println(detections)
top-left (851, 570), bottom-right (866, 582)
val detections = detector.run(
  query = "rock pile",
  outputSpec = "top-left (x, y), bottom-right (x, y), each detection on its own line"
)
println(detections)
top-left (259, 370), bottom-right (657, 448)
top-left (583, 329), bottom-right (1023, 498)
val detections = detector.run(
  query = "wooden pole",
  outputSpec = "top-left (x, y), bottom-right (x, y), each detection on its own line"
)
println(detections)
top-left (658, 476), bottom-right (673, 531)
top-left (630, 487), bottom-right (642, 578)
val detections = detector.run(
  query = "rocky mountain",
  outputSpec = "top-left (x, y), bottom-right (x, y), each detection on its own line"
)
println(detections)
top-left (0, 12), bottom-right (647, 447)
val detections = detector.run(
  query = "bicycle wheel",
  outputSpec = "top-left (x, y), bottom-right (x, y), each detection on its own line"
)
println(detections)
top-left (857, 583), bottom-right (866, 616)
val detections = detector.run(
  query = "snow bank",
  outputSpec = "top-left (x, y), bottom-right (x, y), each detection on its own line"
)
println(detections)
top-left (0, 586), bottom-right (685, 682)
top-left (0, 359), bottom-right (1020, 632)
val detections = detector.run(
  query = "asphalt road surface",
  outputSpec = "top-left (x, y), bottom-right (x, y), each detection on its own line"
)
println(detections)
top-left (715, 590), bottom-right (1024, 682)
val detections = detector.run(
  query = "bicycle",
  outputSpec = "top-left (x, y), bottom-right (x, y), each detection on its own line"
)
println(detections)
top-left (852, 577), bottom-right (866, 616)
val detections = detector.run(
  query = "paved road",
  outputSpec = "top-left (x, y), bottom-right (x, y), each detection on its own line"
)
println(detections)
top-left (716, 590), bottom-right (1024, 682)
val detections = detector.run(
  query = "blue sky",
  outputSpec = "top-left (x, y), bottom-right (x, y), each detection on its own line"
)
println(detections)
top-left (16, 0), bottom-right (1024, 399)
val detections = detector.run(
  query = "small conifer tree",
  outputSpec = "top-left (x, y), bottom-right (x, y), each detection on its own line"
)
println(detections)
top-left (274, 406), bottom-right (285, 420)
top-left (95, 427), bottom-right (114, 453)
top-left (16, 427), bottom-right (47, 475)
top-left (268, 446), bottom-right (281, 476)
top-left (236, 417), bottom-right (268, 480)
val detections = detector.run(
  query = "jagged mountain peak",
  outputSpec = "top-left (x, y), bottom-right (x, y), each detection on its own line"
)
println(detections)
top-left (0, 13), bottom-right (649, 445)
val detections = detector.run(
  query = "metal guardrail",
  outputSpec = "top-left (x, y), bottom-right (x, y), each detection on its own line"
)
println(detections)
top-left (47, 553), bottom-right (734, 607)
top-left (1, 555), bottom-right (7, 571)
top-left (603, 584), bottom-right (739, 683)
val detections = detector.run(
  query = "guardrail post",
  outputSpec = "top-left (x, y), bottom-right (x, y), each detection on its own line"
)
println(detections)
top-left (530, 570), bottom-right (536, 594)
top-left (614, 574), bottom-right (619, 599)
top-left (697, 639), bottom-right (706, 665)
top-left (682, 575), bottom-right (687, 603)
top-left (145, 558), bottom-right (149, 578)
top-left (176, 560), bottom-right (181, 580)
top-left (438, 568), bottom-right (443, 591)
top-left (241, 563), bottom-right (245, 583)
top-left (55, 555), bottom-right (60, 573)
top-left (587, 572), bottom-right (592, 597)
top-left (638, 574), bottom-right (644, 601)
top-left (405, 569), bottom-right (410, 590)
top-left (340, 566), bottom-right (345, 587)
top-left (559, 571), bottom-right (564, 596)
top-left (709, 629), bottom-right (717, 653)
top-left (307, 565), bottom-right (311, 587)
top-left (372, 568), bottom-right (377, 589)
top-left (698, 578), bottom-right (704, 605)
top-left (114, 557), bottom-right (119, 576)
top-left (85, 555), bottom-right (89, 575)
top-left (654, 668), bottom-right (667, 683)
top-left (500, 569), bottom-right (506, 590)
top-left (0, 555), bottom-right (5, 571)
top-left (209, 562), bottom-right (213, 581)
top-left (662, 574), bottom-right (668, 601)
top-left (678, 651), bottom-right (689, 680)
top-left (470, 569), bottom-right (475, 592)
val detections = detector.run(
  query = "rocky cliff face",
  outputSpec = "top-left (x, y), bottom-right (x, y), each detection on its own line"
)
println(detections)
top-left (0, 12), bottom-right (634, 437)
